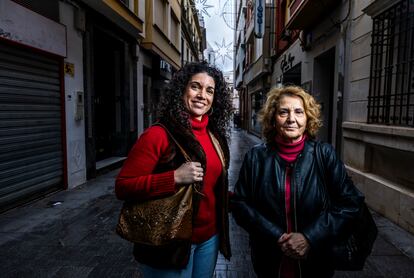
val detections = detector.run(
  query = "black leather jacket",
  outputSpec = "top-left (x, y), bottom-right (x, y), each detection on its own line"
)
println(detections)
top-left (232, 140), bottom-right (364, 277)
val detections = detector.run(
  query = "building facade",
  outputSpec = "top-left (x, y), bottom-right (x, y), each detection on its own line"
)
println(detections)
top-left (0, 0), bottom-right (205, 211)
top-left (77, 0), bottom-right (144, 178)
top-left (234, 0), bottom-right (275, 135)
top-left (181, 0), bottom-right (206, 65)
top-left (0, 0), bottom-right (68, 210)
top-left (141, 0), bottom-right (205, 129)
top-left (140, 0), bottom-right (181, 129)
top-left (0, 0), bottom-right (144, 210)
top-left (343, 0), bottom-right (414, 234)
top-left (234, 0), bottom-right (246, 129)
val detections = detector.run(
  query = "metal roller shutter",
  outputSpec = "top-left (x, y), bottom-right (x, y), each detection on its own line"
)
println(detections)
top-left (0, 42), bottom-right (64, 210)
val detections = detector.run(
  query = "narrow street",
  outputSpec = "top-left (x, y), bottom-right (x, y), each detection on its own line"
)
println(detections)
top-left (0, 128), bottom-right (413, 277)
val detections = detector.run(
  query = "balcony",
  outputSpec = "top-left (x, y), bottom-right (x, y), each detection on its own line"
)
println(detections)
top-left (244, 56), bottom-right (270, 85)
top-left (78, 0), bottom-right (143, 37)
top-left (285, 0), bottom-right (341, 30)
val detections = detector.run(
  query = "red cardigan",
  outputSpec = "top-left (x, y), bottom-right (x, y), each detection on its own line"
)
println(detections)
top-left (115, 115), bottom-right (222, 243)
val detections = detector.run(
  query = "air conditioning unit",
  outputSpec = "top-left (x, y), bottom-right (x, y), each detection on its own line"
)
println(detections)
top-left (300, 31), bottom-right (312, 51)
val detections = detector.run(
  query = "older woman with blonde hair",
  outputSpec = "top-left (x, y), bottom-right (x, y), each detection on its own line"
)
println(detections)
top-left (232, 86), bottom-right (364, 277)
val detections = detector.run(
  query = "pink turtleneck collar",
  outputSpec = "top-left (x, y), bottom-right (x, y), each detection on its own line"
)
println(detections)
top-left (275, 134), bottom-right (307, 163)
top-left (191, 114), bottom-right (209, 134)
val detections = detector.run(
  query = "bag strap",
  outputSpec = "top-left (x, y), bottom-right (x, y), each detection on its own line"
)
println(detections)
top-left (208, 130), bottom-right (226, 168)
top-left (315, 142), bottom-right (325, 181)
top-left (153, 123), bottom-right (191, 162)
top-left (153, 123), bottom-right (206, 197)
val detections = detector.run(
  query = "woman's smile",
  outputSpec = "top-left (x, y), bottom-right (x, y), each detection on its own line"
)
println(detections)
top-left (183, 72), bottom-right (215, 120)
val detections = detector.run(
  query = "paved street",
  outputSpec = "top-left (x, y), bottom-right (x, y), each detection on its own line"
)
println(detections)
top-left (0, 128), bottom-right (413, 277)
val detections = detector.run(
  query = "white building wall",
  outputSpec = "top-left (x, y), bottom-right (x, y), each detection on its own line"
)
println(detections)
top-left (343, 0), bottom-right (414, 234)
top-left (59, 2), bottom-right (87, 188)
top-left (346, 0), bottom-right (373, 123)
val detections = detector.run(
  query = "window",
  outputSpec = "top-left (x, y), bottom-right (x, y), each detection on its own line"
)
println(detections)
top-left (368, 0), bottom-right (414, 126)
top-left (170, 11), bottom-right (180, 48)
top-left (154, 0), bottom-right (167, 33)
top-left (245, 43), bottom-right (253, 67)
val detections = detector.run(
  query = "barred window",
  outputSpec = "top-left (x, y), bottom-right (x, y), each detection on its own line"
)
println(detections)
top-left (368, 0), bottom-right (414, 126)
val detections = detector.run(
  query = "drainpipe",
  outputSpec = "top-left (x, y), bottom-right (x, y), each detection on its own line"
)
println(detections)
top-left (337, 0), bottom-right (352, 157)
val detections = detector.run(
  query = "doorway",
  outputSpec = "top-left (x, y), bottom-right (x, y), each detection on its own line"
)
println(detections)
top-left (313, 48), bottom-right (335, 143)
top-left (93, 28), bottom-right (124, 161)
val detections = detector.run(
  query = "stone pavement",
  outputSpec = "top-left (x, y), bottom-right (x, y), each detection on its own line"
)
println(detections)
top-left (0, 128), bottom-right (413, 277)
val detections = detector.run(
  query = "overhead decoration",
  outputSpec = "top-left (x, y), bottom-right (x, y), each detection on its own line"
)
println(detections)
top-left (214, 38), bottom-right (233, 65)
top-left (192, 0), bottom-right (214, 17)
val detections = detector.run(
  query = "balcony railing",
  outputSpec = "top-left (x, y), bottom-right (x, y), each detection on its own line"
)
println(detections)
top-left (285, 0), bottom-right (341, 30)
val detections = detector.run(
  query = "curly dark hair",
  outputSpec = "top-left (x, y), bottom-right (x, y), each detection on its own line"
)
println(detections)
top-left (158, 61), bottom-right (232, 139)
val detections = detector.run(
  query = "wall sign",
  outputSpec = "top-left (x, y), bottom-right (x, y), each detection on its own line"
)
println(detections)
top-left (64, 62), bottom-right (75, 77)
top-left (254, 0), bottom-right (265, 38)
top-left (280, 53), bottom-right (295, 73)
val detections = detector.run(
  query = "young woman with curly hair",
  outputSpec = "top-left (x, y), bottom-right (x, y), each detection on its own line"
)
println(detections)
top-left (115, 61), bottom-right (232, 277)
top-left (232, 86), bottom-right (366, 277)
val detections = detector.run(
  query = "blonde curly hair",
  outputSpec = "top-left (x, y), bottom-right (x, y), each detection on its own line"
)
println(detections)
top-left (259, 85), bottom-right (322, 143)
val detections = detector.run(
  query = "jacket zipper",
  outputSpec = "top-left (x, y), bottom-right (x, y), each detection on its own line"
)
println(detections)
top-left (292, 159), bottom-right (302, 278)
top-left (284, 167), bottom-right (290, 233)
top-left (278, 167), bottom-right (289, 278)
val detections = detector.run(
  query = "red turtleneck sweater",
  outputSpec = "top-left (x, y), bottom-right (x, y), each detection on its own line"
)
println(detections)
top-left (275, 135), bottom-right (306, 278)
top-left (191, 116), bottom-right (222, 242)
top-left (115, 115), bottom-right (221, 243)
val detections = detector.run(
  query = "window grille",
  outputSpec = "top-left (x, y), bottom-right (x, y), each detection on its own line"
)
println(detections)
top-left (368, 0), bottom-right (414, 126)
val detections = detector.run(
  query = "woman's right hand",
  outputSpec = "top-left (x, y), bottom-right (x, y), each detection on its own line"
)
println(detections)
top-left (174, 162), bottom-right (204, 185)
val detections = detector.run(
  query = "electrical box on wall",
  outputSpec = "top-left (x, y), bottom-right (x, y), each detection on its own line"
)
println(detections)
top-left (75, 91), bottom-right (84, 121)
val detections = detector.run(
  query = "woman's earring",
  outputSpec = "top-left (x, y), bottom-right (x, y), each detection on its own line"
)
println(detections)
top-left (208, 107), bottom-right (214, 116)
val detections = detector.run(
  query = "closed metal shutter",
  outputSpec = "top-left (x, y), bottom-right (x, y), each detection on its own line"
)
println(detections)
top-left (0, 42), bottom-right (64, 210)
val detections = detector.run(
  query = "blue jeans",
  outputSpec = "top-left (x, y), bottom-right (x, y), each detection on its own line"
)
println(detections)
top-left (140, 234), bottom-right (219, 278)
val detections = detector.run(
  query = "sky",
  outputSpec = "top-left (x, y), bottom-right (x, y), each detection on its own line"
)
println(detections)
top-left (193, 0), bottom-right (235, 73)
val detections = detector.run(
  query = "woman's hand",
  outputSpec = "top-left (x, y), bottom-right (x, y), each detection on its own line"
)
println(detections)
top-left (174, 162), bottom-right (204, 185)
top-left (278, 233), bottom-right (310, 259)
